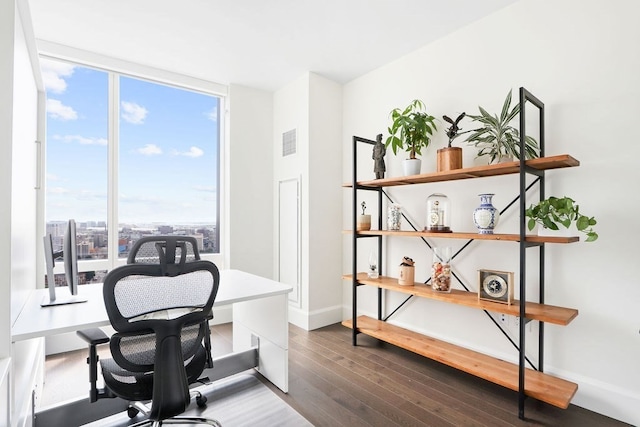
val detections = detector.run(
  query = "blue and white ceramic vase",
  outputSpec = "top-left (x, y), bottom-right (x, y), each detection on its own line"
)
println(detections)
top-left (473, 193), bottom-right (499, 234)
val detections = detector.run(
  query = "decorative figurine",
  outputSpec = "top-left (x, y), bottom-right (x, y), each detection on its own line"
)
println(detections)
top-left (372, 133), bottom-right (386, 179)
top-left (443, 112), bottom-right (468, 147)
top-left (357, 201), bottom-right (371, 231)
top-left (438, 113), bottom-right (469, 171)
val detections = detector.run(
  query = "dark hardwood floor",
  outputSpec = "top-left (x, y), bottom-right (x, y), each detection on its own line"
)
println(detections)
top-left (263, 323), bottom-right (629, 427)
top-left (44, 322), bottom-right (629, 426)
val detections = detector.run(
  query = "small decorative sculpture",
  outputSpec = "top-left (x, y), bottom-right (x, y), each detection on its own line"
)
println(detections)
top-left (361, 201), bottom-right (367, 215)
top-left (443, 113), bottom-right (469, 147)
top-left (400, 256), bottom-right (414, 267)
top-left (372, 133), bottom-right (386, 179)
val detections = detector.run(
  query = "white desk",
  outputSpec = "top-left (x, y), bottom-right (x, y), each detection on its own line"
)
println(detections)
top-left (11, 269), bottom-right (292, 392)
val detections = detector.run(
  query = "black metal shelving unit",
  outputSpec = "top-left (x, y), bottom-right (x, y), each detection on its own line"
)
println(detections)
top-left (347, 88), bottom-right (575, 420)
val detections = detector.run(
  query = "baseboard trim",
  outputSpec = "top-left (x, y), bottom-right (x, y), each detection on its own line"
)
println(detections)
top-left (289, 304), bottom-right (342, 331)
top-left (553, 368), bottom-right (639, 426)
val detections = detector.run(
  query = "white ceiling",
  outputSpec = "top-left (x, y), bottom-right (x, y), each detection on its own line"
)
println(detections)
top-left (28, 0), bottom-right (519, 91)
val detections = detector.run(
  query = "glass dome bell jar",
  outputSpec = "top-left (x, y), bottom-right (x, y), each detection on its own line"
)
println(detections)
top-left (425, 193), bottom-right (452, 233)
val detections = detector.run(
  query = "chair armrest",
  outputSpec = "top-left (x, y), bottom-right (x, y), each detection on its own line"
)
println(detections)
top-left (77, 328), bottom-right (110, 345)
top-left (76, 328), bottom-right (113, 402)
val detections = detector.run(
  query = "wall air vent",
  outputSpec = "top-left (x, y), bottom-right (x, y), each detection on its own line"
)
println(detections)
top-left (282, 129), bottom-right (296, 157)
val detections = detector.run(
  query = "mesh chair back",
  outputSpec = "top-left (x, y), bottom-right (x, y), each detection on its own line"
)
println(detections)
top-left (127, 235), bottom-right (201, 266)
top-left (103, 261), bottom-right (218, 335)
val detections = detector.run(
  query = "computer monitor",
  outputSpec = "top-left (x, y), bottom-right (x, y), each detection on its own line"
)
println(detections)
top-left (64, 219), bottom-right (79, 296)
top-left (41, 219), bottom-right (87, 307)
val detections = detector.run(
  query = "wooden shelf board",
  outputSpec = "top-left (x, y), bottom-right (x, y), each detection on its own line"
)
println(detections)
top-left (343, 274), bottom-right (578, 326)
top-left (343, 315), bottom-right (578, 409)
top-left (343, 154), bottom-right (580, 188)
top-left (343, 229), bottom-right (579, 244)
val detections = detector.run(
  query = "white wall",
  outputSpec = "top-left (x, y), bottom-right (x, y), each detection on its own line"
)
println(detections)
top-left (11, 0), bottom-right (38, 333)
top-left (2, 1), bottom-right (43, 425)
top-left (273, 74), bottom-right (308, 319)
top-left (0, 0), bottom-right (16, 364)
top-left (274, 72), bottom-right (343, 330)
top-left (307, 73), bottom-right (343, 328)
top-left (341, 0), bottom-right (640, 424)
top-left (227, 84), bottom-right (274, 278)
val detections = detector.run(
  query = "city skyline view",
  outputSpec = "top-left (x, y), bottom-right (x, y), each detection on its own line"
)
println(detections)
top-left (41, 57), bottom-right (221, 225)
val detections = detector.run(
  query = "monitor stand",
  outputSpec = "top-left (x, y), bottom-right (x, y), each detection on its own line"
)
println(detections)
top-left (41, 294), bottom-right (88, 307)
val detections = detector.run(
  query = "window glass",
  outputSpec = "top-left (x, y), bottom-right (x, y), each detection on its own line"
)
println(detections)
top-left (42, 58), bottom-right (109, 260)
top-left (42, 57), bottom-right (221, 278)
top-left (118, 76), bottom-right (220, 258)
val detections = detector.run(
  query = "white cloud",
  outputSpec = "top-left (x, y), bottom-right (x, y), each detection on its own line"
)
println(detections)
top-left (121, 101), bottom-right (148, 124)
top-left (173, 146), bottom-right (204, 158)
top-left (192, 185), bottom-right (216, 193)
top-left (205, 106), bottom-right (218, 122)
top-left (137, 144), bottom-right (163, 156)
top-left (47, 186), bottom-right (70, 195)
top-left (53, 134), bottom-right (107, 146)
top-left (40, 58), bottom-right (75, 94)
top-left (47, 99), bottom-right (78, 121)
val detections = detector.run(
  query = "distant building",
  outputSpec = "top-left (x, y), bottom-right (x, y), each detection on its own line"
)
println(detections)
top-left (46, 221), bottom-right (67, 238)
top-left (158, 225), bottom-right (174, 234)
top-left (191, 234), bottom-right (204, 252)
top-left (78, 242), bottom-right (91, 259)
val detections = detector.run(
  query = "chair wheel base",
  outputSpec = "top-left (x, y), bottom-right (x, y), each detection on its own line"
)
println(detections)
top-left (196, 394), bottom-right (208, 408)
top-left (127, 407), bottom-right (140, 418)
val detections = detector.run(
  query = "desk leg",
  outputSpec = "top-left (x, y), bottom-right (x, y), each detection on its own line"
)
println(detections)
top-left (232, 294), bottom-right (288, 393)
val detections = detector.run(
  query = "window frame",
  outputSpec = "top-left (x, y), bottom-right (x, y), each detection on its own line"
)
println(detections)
top-left (38, 47), bottom-right (228, 283)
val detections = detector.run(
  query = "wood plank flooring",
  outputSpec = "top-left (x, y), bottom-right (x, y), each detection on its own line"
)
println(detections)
top-left (44, 323), bottom-right (629, 426)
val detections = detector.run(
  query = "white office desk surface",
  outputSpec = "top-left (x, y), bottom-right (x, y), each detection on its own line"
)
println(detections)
top-left (11, 269), bottom-right (292, 342)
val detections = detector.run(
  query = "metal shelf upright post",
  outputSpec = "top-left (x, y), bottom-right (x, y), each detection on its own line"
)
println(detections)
top-left (351, 136), bottom-right (383, 346)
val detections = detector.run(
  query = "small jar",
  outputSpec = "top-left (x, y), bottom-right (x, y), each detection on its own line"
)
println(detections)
top-left (387, 204), bottom-right (401, 231)
top-left (425, 193), bottom-right (451, 232)
top-left (431, 247), bottom-right (452, 292)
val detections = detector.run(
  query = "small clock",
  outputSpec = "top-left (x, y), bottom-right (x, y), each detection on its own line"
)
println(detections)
top-left (478, 269), bottom-right (514, 305)
top-left (428, 212), bottom-right (440, 226)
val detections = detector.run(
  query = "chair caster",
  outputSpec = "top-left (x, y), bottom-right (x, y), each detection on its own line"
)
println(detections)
top-left (196, 394), bottom-right (208, 408)
top-left (127, 407), bottom-right (139, 418)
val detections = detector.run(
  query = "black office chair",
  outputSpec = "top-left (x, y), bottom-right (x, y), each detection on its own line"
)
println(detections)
top-left (78, 237), bottom-right (221, 426)
top-left (127, 235), bottom-right (201, 266)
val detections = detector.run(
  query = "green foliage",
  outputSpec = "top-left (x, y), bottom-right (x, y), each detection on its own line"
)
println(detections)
top-left (525, 196), bottom-right (598, 242)
top-left (385, 100), bottom-right (437, 159)
top-left (465, 90), bottom-right (539, 163)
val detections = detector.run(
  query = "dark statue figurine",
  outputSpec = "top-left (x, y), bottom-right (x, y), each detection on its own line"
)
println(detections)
top-left (372, 133), bottom-right (386, 179)
top-left (443, 112), bottom-right (466, 147)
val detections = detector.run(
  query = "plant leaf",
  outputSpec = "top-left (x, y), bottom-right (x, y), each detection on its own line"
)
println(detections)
top-left (499, 89), bottom-right (513, 122)
top-left (576, 215), bottom-right (590, 231)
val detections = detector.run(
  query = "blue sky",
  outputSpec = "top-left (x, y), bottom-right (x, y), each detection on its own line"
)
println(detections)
top-left (42, 58), bottom-right (220, 224)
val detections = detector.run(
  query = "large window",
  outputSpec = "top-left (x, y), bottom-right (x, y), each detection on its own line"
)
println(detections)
top-left (42, 57), bottom-right (222, 278)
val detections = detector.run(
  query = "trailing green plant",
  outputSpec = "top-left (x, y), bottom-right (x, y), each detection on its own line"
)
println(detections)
top-left (525, 196), bottom-right (598, 242)
top-left (385, 99), bottom-right (437, 159)
top-left (465, 89), bottom-right (539, 163)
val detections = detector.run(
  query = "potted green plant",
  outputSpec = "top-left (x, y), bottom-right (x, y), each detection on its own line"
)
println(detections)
top-left (385, 99), bottom-right (437, 175)
top-left (525, 196), bottom-right (598, 242)
top-left (465, 90), bottom-right (539, 164)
